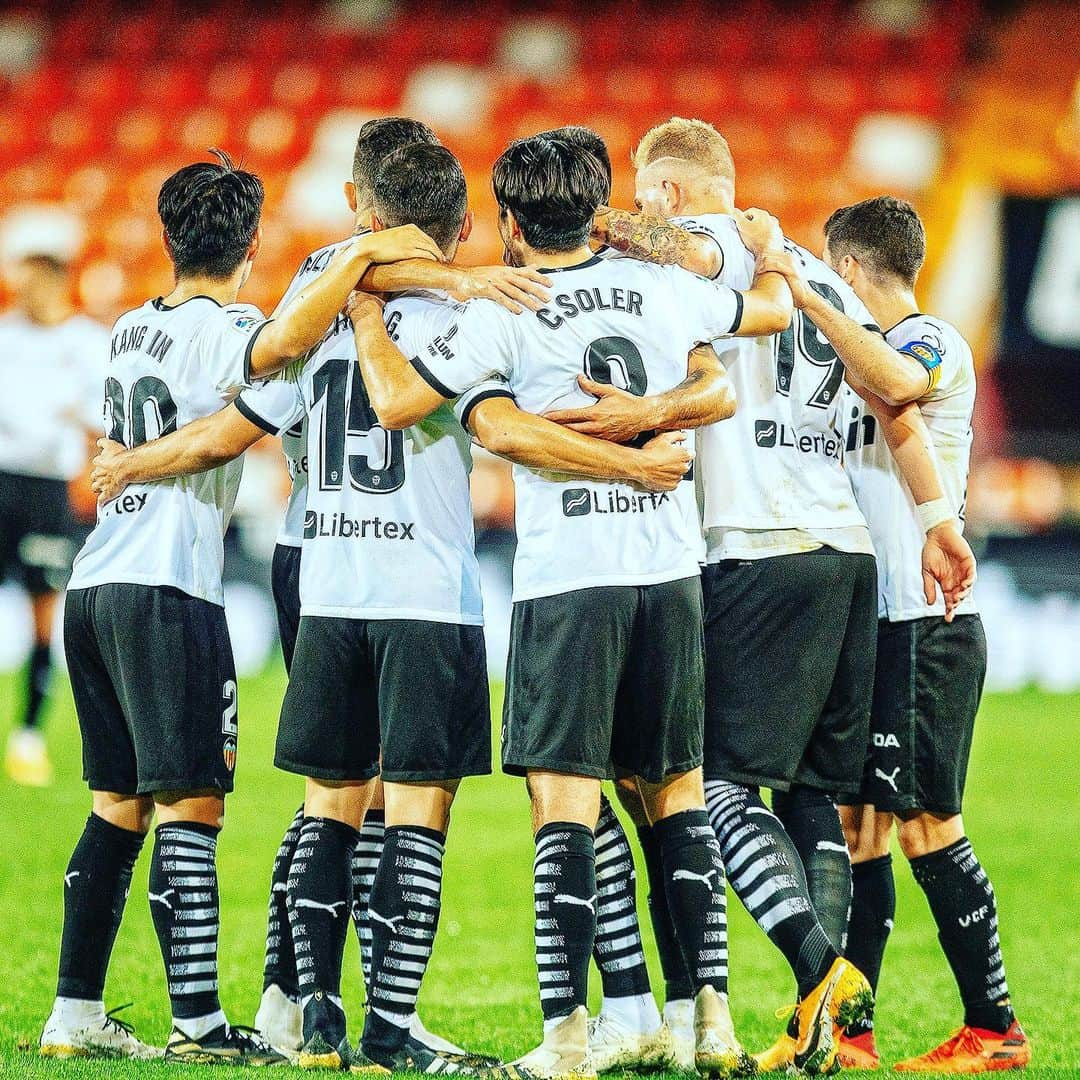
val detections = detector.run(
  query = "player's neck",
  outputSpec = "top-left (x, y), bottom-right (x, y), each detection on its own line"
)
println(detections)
top-left (163, 272), bottom-right (245, 308)
top-left (524, 244), bottom-right (594, 269)
top-left (677, 196), bottom-right (732, 217)
top-left (861, 282), bottom-right (919, 332)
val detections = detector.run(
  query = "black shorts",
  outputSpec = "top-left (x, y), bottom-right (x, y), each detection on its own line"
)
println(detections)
top-left (65, 584), bottom-right (239, 795)
top-left (838, 615), bottom-right (986, 815)
top-left (271, 543), bottom-right (302, 672)
top-left (0, 471), bottom-right (78, 595)
top-left (275, 615), bottom-right (491, 783)
top-left (702, 548), bottom-right (877, 796)
top-left (502, 576), bottom-right (704, 784)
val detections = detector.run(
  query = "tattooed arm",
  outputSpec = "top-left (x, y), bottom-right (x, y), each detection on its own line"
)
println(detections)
top-left (592, 206), bottom-right (724, 278)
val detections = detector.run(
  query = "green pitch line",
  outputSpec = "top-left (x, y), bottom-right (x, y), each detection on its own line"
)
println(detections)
top-left (0, 671), bottom-right (1077, 1076)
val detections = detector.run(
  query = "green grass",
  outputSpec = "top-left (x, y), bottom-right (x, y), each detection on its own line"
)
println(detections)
top-left (0, 671), bottom-right (1077, 1078)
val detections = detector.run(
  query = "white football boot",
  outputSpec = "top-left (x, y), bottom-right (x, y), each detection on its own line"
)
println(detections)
top-left (587, 1012), bottom-right (674, 1072)
top-left (694, 986), bottom-right (756, 1077)
top-left (254, 983), bottom-right (303, 1052)
top-left (663, 999), bottom-right (696, 1070)
top-left (512, 1007), bottom-right (597, 1079)
top-left (40, 1003), bottom-right (160, 1060)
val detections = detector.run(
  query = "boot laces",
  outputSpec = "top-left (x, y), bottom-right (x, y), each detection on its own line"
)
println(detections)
top-left (103, 1004), bottom-right (137, 1037)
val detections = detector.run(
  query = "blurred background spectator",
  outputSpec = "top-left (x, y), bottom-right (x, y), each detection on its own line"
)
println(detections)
top-left (0, 0), bottom-right (1077, 693)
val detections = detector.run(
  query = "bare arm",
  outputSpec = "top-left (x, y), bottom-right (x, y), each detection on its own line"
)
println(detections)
top-left (592, 206), bottom-right (723, 278)
top-left (469, 397), bottom-right (693, 492)
top-left (249, 225), bottom-right (442, 379)
top-left (361, 261), bottom-right (552, 315)
top-left (90, 404), bottom-right (265, 503)
top-left (544, 345), bottom-right (736, 443)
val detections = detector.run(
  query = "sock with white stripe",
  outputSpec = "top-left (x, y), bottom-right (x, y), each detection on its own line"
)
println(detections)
top-left (636, 822), bottom-right (693, 1004)
top-left (593, 797), bottom-right (655, 1016)
top-left (56, 814), bottom-right (144, 1002)
top-left (351, 809), bottom-right (385, 993)
top-left (652, 810), bottom-right (728, 995)
top-left (288, 816), bottom-right (359, 1005)
top-left (705, 780), bottom-right (839, 998)
top-left (362, 827), bottom-right (445, 1057)
top-left (534, 822), bottom-right (596, 1023)
top-left (910, 838), bottom-right (1014, 1034)
top-left (845, 854), bottom-right (895, 1036)
top-left (263, 805), bottom-right (303, 998)
top-left (148, 822), bottom-right (226, 1037)
top-left (772, 785), bottom-right (853, 952)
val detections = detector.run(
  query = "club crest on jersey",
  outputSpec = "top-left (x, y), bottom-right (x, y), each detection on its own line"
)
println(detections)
top-left (233, 315), bottom-right (259, 332)
top-left (222, 737), bottom-right (237, 772)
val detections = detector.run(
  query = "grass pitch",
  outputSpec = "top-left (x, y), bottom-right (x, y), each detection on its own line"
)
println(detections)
top-left (0, 670), bottom-right (1077, 1077)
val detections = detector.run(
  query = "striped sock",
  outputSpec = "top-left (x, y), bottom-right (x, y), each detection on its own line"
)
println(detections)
top-left (705, 780), bottom-right (838, 997)
top-left (593, 797), bottom-right (652, 1001)
top-left (652, 809), bottom-right (729, 995)
top-left (363, 827), bottom-right (445, 1055)
top-left (351, 809), bottom-right (385, 993)
top-left (263, 806), bottom-right (303, 997)
top-left (148, 822), bottom-right (225, 1036)
top-left (910, 838), bottom-right (1014, 1034)
top-left (534, 822), bottom-right (596, 1023)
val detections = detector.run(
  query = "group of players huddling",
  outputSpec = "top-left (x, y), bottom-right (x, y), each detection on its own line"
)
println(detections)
top-left (36, 114), bottom-right (1030, 1076)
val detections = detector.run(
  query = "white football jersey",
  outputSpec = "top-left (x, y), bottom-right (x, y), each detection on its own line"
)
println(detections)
top-left (237, 241), bottom-right (350, 548)
top-left (239, 290), bottom-right (497, 625)
top-left (843, 313), bottom-right (977, 621)
top-left (408, 253), bottom-right (745, 601)
top-left (678, 215), bottom-right (875, 559)
top-left (0, 312), bottom-right (110, 480)
top-left (69, 296), bottom-right (268, 605)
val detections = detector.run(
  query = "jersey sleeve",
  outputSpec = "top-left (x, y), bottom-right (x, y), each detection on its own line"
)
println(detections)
top-left (405, 300), bottom-right (516, 398)
top-left (196, 303), bottom-right (273, 394)
top-left (453, 376), bottom-right (516, 433)
top-left (668, 266), bottom-right (744, 343)
top-left (677, 215), bottom-right (746, 282)
top-left (894, 317), bottom-right (961, 396)
top-left (234, 363), bottom-right (305, 436)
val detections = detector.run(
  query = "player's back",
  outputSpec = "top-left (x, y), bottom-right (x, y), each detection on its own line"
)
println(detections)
top-left (456, 254), bottom-right (741, 600)
top-left (69, 295), bottom-right (264, 606)
top-left (680, 214), bottom-right (872, 546)
top-left (289, 291), bottom-right (484, 624)
top-left (843, 313), bottom-right (977, 620)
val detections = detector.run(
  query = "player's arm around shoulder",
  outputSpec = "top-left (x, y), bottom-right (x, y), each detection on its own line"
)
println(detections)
top-left (592, 205), bottom-right (724, 279)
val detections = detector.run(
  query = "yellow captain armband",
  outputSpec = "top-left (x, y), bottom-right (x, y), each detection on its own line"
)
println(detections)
top-left (899, 340), bottom-right (943, 393)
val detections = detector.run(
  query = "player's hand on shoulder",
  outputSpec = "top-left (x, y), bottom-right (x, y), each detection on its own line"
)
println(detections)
top-left (734, 207), bottom-right (784, 258)
top-left (89, 437), bottom-right (130, 505)
top-left (449, 265), bottom-right (552, 315)
top-left (632, 431), bottom-right (694, 492)
top-left (921, 521), bottom-right (977, 621)
top-left (346, 289), bottom-right (386, 325)
top-left (756, 248), bottom-right (813, 310)
top-left (355, 224), bottom-right (443, 266)
top-left (544, 375), bottom-right (654, 443)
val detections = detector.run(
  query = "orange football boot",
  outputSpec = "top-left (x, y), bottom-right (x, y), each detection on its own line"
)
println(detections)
top-left (895, 1020), bottom-right (1030, 1072)
top-left (837, 1029), bottom-right (879, 1070)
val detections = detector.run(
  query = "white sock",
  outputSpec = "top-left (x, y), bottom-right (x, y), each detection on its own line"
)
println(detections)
top-left (175, 1008), bottom-right (228, 1041)
top-left (411, 1013), bottom-right (466, 1055)
top-left (372, 1006), bottom-right (411, 1029)
top-left (53, 997), bottom-right (105, 1027)
top-left (663, 998), bottom-right (694, 1030)
top-left (300, 993), bottom-right (343, 1011)
top-left (600, 993), bottom-right (662, 1035)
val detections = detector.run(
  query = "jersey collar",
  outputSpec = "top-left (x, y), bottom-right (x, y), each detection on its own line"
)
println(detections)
top-left (883, 312), bottom-right (927, 335)
top-left (535, 254), bottom-right (604, 274)
top-left (152, 295), bottom-right (224, 311)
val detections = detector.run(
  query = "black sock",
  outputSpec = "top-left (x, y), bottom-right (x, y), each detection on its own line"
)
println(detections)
top-left (653, 809), bottom-right (728, 996)
top-left (288, 816), bottom-right (359, 1001)
top-left (363, 827), bottom-right (445, 1056)
top-left (705, 780), bottom-right (839, 998)
top-left (22, 642), bottom-right (52, 730)
top-left (351, 809), bottom-right (385, 994)
top-left (57, 814), bottom-right (144, 1000)
top-left (910, 838), bottom-right (1014, 1034)
top-left (534, 822), bottom-right (595, 1021)
top-left (149, 822), bottom-right (222, 1024)
top-left (637, 822), bottom-right (693, 1003)
top-left (263, 806), bottom-right (303, 997)
top-left (772, 785), bottom-right (853, 952)
top-left (845, 854), bottom-right (895, 1035)
top-left (593, 797), bottom-right (651, 1000)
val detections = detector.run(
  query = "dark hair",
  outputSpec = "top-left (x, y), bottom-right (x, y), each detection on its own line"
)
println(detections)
top-left (492, 136), bottom-right (608, 253)
top-left (352, 117), bottom-right (440, 204)
top-left (536, 125), bottom-right (612, 200)
top-left (157, 149), bottom-right (263, 280)
top-left (373, 144), bottom-right (468, 255)
top-left (824, 195), bottom-right (926, 287)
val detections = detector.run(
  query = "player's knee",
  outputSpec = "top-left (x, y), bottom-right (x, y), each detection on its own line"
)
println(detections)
top-left (301, 777), bottom-right (374, 830)
top-left (383, 779), bottom-right (458, 832)
top-left (898, 811), bottom-right (963, 860)
top-left (527, 770), bottom-right (601, 831)
top-left (154, 789), bottom-right (227, 829)
top-left (92, 791), bottom-right (153, 834)
top-left (639, 767), bottom-right (705, 824)
top-left (838, 803), bottom-right (862, 853)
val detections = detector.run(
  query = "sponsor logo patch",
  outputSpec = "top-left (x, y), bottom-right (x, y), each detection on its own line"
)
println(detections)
top-left (562, 488), bottom-right (592, 517)
top-left (755, 419), bottom-right (778, 447)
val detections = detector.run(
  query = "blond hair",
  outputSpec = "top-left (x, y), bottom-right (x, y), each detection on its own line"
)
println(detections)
top-left (632, 117), bottom-right (735, 183)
